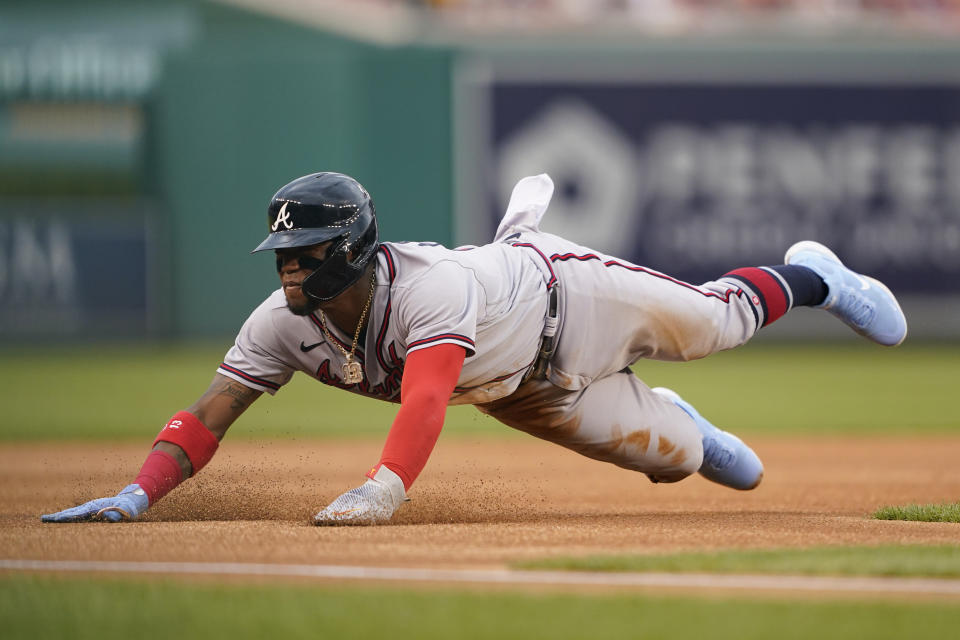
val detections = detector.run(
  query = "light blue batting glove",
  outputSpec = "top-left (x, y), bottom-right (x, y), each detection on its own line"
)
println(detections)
top-left (41, 484), bottom-right (150, 523)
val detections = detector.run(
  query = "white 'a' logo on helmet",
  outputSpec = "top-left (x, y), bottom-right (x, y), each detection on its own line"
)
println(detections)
top-left (272, 202), bottom-right (294, 231)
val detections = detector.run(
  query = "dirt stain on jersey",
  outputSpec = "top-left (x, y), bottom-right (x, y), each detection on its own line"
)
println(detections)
top-left (670, 447), bottom-right (687, 466)
top-left (547, 368), bottom-right (577, 390)
top-left (625, 428), bottom-right (651, 453)
top-left (657, 435), bottom-right (677, 456)
top-left (478, 399), bottom-right (581, 442)
top-left (655, 435), bottom-right (688, 467)
top-left (589, 423), bottom-right (624, 457)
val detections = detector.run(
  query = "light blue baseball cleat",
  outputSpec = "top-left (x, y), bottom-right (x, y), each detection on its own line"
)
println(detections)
top-left (652, 387), bottom-right (763, 491)
top-left (785, 241), bottom-right (907, 347)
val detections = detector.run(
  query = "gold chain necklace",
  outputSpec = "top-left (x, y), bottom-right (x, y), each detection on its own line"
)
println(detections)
top-left (317, 270), bottom-right (376, 384)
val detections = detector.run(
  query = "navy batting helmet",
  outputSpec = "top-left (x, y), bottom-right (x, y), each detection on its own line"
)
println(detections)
top-left (252, 172), bottom-right (379, 302)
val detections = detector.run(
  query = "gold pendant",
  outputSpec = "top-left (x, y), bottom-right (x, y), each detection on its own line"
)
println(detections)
top-left (342, 360), bottom-right (364, 384)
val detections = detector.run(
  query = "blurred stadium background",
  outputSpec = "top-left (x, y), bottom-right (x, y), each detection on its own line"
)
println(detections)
top-left (3, 5), bottom-right (959, 636)
top-left (1, 0), bottom-right (958, 344)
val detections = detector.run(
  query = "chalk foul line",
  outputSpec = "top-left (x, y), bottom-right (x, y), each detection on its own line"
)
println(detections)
top-left (3, 559), bottom-right (960, 596)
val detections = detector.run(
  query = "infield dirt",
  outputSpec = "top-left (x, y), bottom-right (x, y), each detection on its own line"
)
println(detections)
top-left (3, 436), bottom-right (960, 568)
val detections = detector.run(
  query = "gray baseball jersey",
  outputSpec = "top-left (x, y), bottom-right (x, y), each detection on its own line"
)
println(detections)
top-left (219, 236), bottom-right (551, 406)
top-left (219, 174), bottom-right (764, 482)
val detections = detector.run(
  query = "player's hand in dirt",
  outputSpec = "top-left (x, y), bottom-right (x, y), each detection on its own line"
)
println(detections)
top-left (314, 466), bottom-right (407, 526)
top-left (41, 484), bottom-right (150, 523)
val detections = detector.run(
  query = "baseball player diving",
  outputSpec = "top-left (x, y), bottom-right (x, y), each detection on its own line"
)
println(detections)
top-left (42, 172), bottom-right (908, 525)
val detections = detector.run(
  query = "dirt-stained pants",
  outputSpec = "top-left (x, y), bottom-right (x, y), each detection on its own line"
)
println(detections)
top-left (483, 175), bottom-right (763, 483)
top-left (476, 259), bottom-right (761, 483)
top-left (477, 371), bottom-right (703, 483)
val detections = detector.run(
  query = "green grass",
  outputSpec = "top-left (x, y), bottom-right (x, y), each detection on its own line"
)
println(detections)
top-left (2, 573), bottom-right (960, 640)
top-left (0, 342), bottom-right (489, 441)
top-left (875, 503), bottom-right (960, 523)
top-left (516, 545), bottom-right (960, 578)
top-left (0, 341), bottom-right (956, 440)
top-left (633, 341), bottom-right (958, 434)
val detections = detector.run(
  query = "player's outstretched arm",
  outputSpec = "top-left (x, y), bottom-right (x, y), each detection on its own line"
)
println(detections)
top-left (315, 344), bottom-right (466, 525)
top-left (41, 374), bottom-right (262, 523)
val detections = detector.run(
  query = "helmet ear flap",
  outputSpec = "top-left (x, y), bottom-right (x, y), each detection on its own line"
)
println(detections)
top-left (300, 236), bottom-right (362, 302)
top-left (344, 217), bottom-right (379, 268)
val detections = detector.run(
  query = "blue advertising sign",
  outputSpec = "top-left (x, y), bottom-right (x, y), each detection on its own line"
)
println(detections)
top-left (0, 211), bottom-right (154, 337)
top-left (480, 81), bottom-right (960, 294)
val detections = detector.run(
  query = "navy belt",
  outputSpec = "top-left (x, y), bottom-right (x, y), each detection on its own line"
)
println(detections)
top-left (523, 286), bottom-right (559, 383)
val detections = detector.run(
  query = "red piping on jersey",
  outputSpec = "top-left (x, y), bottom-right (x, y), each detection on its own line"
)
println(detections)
top-left (374, 245), bottom-right (401, 374)
top-left (408, 333), bottom-right (476, 350)
top-left (374, 297), bottom-right (394, 372)
top-left (549, 252), bottom-right (748, 304)
top-left (381, 243), bottom-right (397, 280)
top-left (218, 363), bottom-right (281, 391)
top-left (379, 246), bottom-right (478, 358)
top-left (510, 242), bottom-right (557, 289)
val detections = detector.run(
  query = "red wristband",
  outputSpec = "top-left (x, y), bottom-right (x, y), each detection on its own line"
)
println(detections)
top-left (134, 449), bottom-right (183, 504)
top-left (153, 411), bottom-right (219, 476)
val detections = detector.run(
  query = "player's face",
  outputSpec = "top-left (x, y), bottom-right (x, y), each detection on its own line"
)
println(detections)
top-left (276, 242), bottom-right (331, 316)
